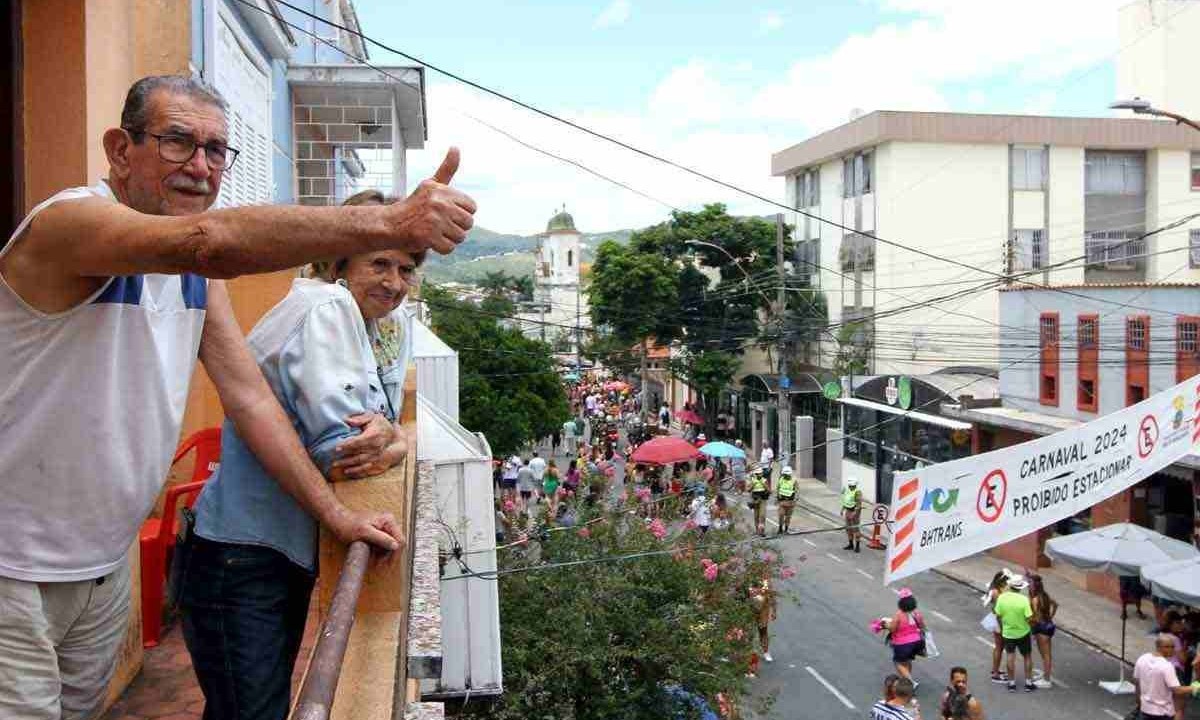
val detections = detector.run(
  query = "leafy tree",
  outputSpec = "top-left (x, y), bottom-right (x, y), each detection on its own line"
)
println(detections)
top-left (832, 321), bottom-right (872, 378)
top-left (479, 270), bottom-right (513, 295)
top-left (423, 284), bottom-right (570, 456)
top-left (588, 241), bottom-right (680, 414)
top-left (668, 350), bottom-right (742, 423)
top-left (469, 494), bottom-right (788, 720)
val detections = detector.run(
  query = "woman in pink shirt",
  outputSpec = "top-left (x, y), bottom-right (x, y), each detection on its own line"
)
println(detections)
top-left (888, 589), bottom-right (927, 689)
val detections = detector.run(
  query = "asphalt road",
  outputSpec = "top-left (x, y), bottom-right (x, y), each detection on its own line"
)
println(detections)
top-left (743, 501), bottom-right (1197, 720)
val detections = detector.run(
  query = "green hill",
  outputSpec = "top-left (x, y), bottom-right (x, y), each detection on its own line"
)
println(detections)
top-left (422, 225), bottom-right (632, 284)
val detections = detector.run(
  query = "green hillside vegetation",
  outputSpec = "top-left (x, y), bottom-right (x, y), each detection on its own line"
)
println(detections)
top-left (423, 225), bottom-right (633, 284)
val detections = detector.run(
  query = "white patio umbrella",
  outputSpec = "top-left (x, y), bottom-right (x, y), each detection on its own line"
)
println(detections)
top-left (1141, 556), bottom-right (1200, 607)
top-left (1045, 523), bottom-right (1200, 695)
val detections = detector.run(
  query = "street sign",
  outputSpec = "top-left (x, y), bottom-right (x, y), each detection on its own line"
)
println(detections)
top-left (823, 382), bottom-right (842, 400)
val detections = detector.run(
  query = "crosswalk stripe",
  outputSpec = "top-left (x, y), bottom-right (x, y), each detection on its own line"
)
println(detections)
top-left (825, 552), bottom-right (844, 564)
top-left (806, 666), bottom-right (856, 710)
top-left (930, 610), bottom-right (953, 623)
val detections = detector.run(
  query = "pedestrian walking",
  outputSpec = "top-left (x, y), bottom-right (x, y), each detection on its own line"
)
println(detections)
top-left (543, 460), bottom-right (561, 518)
top-left (994, 575), bottom-right (1037, 693)
top-left (885, 589), bottom-right (926, 689)
top-left (501, 455), bottom-right (520, 504)
top-left (871, 677), bottom-right (920, 720)
top-left (689, 493), bottom-right (712, 535)
top-left (529, 450), bottom-right (547, 497)
top-left (731, 439), bottom-right (748, 491)
top-left (938, 667), bottom-right (983, 720)
top-left (775, 466), bottom-right (797, 535)
top-left (758, 444), bottom-right (775, 478)
top-left (1133, 634), bottom-right (1200, 720)
top-left (1029, 574), bottom-right (1058, 689)
top-left (748, 467), bottom-right (770, 536)
top-left (713, 493), bottom-right (732, 531)
top-left (841, 478), bottom-right (864, 552)
top-left (982, 569), bottom-right (1013, 683)
top-left (749, 577), bottom-right (777, 669)
top-left (517, 459), bottom-right (536, 512)
top-left (1120, 575), bottom-right (1149, 620)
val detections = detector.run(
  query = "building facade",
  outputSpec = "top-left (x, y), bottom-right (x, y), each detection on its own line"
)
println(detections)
top-left (947, 284), bottom-right (1200, 597)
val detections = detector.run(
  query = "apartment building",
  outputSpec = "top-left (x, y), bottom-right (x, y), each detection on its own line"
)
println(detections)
top-left (772, 112), bottom-right (1200, 379)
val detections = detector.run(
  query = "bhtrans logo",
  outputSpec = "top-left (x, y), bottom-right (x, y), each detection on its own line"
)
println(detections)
top-left (920, 487), bottom-right (959, 514)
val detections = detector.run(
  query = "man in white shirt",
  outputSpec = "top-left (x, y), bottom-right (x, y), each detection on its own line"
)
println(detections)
top-left (1133, 634), bottom-right (1199, 720)
top-left (0, 74), bottom-right (475, 719)
top-left (529, 451), bottom-right (547, 486)
top-left (759, 445), bottom-right (775, 478)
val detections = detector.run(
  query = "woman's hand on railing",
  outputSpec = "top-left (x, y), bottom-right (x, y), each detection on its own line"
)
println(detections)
top-left (333, 413), bottom-right (398, 479)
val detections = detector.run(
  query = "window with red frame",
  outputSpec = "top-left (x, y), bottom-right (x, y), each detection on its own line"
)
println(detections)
top-left (1179, 317), bottom-right (1200, 382)
top-left (1077, 315), bottom-right (1098, 411)
top-left (1039, 313), bottom-right (1059, 405)
top-left (1126, 316), bottom-right (1149, 405)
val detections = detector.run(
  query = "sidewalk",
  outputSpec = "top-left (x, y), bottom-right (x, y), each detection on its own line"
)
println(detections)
top-left (791, 476), bottom-right (1159, 665)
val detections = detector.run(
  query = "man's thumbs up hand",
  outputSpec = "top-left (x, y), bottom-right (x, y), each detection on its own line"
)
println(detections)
top-left (433, 146), bottom-right (460, 185)
top-left (387, 146), bottom-right (476, 255)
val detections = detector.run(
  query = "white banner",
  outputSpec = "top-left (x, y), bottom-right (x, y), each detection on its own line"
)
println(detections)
top-left (884, 375), bottom-right (1200, 585)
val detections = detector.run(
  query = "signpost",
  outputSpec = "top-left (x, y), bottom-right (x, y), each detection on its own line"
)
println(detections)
top-left (885, 375), bottom-right (1200, 584)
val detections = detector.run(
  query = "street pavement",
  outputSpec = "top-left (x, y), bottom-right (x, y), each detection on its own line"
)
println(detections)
top-left (743, 500), bottom-right (1198, 720)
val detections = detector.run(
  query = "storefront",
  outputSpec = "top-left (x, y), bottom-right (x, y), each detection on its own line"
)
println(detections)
top-left (838, 370), bottom-right (997, 503)
top-left (737, 372), bottom-right (837, 476)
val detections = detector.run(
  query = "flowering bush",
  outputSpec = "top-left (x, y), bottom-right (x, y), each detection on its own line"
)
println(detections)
top-left (470, 491), bottom-right (785, 720)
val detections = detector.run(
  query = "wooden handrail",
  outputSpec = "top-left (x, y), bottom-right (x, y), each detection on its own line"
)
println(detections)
top-left (292, 541), bottom-right (371, 720)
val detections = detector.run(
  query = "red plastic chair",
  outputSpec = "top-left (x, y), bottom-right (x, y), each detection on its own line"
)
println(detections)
top-left (139, 427), bottom-right (221, 647)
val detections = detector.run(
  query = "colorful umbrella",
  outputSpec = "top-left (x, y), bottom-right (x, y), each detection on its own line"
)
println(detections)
top-left (698, 441), bottom-right (745, 459)
top-left (604, 380), bottom-right (630, 392)
top-left (631, 436), bottom-right (702, 465)
top-left (676, 409), bottom-right (705, 425)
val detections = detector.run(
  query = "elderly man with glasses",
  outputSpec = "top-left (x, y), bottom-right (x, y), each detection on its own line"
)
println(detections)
top-left (0, 74), bottom-right (475, 720)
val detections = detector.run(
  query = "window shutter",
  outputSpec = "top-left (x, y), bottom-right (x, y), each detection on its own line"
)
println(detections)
top-left (213, 12), bottom-right (273, 209)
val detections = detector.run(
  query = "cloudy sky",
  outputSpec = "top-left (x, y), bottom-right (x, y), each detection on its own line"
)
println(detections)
top-left (353, 0), bottom-right (1135, 234)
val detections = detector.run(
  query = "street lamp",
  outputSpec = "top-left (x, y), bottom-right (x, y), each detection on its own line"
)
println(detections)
top-left (1110, 97), bottom-right (1200, 133)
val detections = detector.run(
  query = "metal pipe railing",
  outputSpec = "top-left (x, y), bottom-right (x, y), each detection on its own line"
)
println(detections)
top-left (292, 540), bottom-right (371, 720)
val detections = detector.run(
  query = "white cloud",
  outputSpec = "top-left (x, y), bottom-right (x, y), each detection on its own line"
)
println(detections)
top-left (405, 0), bottom-right (1133, 234)
top-left (748, 0), bottom-right (1124, 132)
top-left (593, 0), bottom-right (631, 29)
top-left (759, 11), bottom-right (784, 33)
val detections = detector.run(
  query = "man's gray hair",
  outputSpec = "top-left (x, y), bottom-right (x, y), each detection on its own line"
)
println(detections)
top-left (120, 75), bottom-right (227, 133)
top-left (1157, 633), bottom-right (1179, 648)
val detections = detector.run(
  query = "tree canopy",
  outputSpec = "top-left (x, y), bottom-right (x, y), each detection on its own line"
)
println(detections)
top-left (423, 284), bottom-right (570, 456)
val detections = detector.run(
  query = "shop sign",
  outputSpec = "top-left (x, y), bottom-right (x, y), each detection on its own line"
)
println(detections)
top-left (898, 376), bottom-right (913, 410)
top-left (885, 377), bottom-right (899, 405)
top-left (885, 375), bottom-right (1200, 584)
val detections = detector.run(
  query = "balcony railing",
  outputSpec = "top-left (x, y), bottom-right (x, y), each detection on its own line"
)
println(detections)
top-left (1084, 233), bottom-right (1146, 270)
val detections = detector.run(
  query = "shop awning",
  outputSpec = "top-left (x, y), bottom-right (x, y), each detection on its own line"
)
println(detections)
top-left (837, 397), bottom-right (972, 431)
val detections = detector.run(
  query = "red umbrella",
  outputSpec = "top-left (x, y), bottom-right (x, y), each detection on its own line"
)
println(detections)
top-left (676, 409), bottom-right (705, 425)
top-left (631, 436), bottom-right (702, 465)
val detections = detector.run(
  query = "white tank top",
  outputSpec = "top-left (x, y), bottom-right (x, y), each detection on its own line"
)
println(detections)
top-left (0, 182), bottom-right (207, 582)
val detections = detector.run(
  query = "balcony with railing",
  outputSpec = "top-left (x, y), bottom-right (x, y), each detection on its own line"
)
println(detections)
top-left (1083, 231), bottom-right (1147, 283)
top-left (103, 370), bottom-right (446, 720)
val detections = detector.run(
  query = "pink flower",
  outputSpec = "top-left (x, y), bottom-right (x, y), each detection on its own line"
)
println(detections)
top-left (648, 518), bottom-right (667, 540)
top-left (566, 489), bottom-right (575, 498)
top-left (617, 491), bottom-right (629, 504)
top-left (635, 487), bottom-right (651, 502)
top-left (725, 627), bottom-right (745, 641)
top-left (780, 566), bottom-right (797, 580)
top-left (703, 563), bottom-right (719, 582)
top-left (502, 499), bottom-right (516, 513)
top-left (577, 527), bottom-right (591, 538)
top-left (760, 551), bottom-right (776, 563)
top-left (683, 519), bottom-right (697, 530)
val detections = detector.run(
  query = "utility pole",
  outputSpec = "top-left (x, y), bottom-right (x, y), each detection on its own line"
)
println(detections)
top-left (775, 213), bottom-right (791, 470)
top-left (575, 275), bottom-right (582, 374)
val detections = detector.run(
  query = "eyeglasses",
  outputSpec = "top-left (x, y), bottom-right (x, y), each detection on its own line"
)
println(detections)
top-left (124, 128), bottom-right (240, 171)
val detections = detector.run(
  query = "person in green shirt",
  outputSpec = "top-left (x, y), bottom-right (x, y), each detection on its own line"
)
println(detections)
top-left (993, 576), bottom-right (1036, 693)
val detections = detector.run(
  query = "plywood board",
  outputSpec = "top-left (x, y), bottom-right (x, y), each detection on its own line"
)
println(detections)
top-left (329, 612), bottom-right (402, 720)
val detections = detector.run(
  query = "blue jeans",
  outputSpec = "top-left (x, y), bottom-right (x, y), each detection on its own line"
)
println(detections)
top-left (179, 536), bottom-right (314, 720)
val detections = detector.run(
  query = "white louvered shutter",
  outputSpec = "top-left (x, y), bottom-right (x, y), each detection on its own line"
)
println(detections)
top-left (213, 11), bottom-right (273, 207)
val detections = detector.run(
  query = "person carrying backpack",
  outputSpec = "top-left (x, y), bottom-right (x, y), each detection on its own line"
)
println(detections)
top-left (939, 667), bottom-right (984, 720)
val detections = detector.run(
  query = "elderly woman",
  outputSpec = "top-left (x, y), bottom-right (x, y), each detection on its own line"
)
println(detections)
top-left (178, 189), bottom-right (422, 720)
